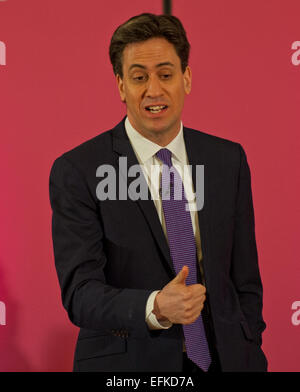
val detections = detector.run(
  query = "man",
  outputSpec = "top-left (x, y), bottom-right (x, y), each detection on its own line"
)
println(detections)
top-left (49, 13), bottom-right (267, 372)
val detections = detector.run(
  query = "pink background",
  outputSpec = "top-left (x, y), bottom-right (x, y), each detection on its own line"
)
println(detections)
top-left (0, 0), bottom-right (299, 371)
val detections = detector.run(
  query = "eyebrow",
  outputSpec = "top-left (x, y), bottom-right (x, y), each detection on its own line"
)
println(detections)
top-left (128, 62), bottom-right (175, 71)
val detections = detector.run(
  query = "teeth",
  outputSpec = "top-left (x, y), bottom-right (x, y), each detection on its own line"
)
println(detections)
top-left (147, 105), bottom-right (166, 113)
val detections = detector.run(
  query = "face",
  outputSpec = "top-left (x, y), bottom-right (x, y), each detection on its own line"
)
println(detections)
top-left (116, 37), bottom-right (192, 146)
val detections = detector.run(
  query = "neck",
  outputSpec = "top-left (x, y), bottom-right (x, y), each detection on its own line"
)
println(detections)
top-left (127, 117), bottom-right (181, 147)
top-left (144, 129), bottom-right (180, 146)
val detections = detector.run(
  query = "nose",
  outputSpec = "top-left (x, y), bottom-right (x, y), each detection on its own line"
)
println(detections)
top-left (146, 75), bottom-right (164, 98)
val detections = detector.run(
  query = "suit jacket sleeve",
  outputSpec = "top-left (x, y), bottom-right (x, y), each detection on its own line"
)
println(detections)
top-left (49, 155), bottom-right (153, 338)
top-left (230, 144), bottom-right (266, 346)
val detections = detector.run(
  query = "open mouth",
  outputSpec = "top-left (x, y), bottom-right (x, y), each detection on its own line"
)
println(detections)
top-left (145, 105), bottom-right (168, 114)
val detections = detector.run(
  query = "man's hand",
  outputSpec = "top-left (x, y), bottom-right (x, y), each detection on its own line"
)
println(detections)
top-left (152, 266), bottom-right (206, 325)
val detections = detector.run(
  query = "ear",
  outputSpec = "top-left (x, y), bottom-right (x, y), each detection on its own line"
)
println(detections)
top-left (116, 74), bottom-right (126, 102)
top-left (183, 66), bottom-right (192, 95)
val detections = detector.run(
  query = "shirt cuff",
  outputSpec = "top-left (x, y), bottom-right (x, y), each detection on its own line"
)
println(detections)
top-left (145, 290), bottom-right (173, 330)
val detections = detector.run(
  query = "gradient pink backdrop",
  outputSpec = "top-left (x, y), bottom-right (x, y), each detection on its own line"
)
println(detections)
top-left (0, 0), bottom-right (299, 371)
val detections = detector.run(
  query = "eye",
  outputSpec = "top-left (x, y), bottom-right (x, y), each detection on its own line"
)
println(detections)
top-left (160, 73), bottom-right (172, 80)
top-left (133, 75), bottom-right (147, 82)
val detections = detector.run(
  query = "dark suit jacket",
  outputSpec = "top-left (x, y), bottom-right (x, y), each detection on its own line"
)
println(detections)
top-left (49, 118), bottom-right (267, 372)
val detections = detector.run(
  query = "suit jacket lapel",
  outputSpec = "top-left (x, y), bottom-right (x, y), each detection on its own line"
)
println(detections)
top-left (111, 119), bottom-right (175, 276)
top-left (183, 127), bottom-right (212, 288)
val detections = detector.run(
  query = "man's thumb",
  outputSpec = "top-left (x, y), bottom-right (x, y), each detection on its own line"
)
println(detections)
top-left (173, 266), bottom-right (189, 285)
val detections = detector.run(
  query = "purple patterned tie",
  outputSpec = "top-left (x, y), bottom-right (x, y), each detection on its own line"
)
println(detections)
top-left (156, 148), bottom-right (211, 372)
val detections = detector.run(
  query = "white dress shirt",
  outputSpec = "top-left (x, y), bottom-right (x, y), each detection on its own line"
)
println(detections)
top-left (124, 117), bottom-right (205, 330)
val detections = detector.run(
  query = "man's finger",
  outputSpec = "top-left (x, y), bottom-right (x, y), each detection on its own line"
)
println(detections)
top-left (172, 265), bottom-right (189, 285)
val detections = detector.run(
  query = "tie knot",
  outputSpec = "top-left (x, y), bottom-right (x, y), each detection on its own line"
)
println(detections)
top-left (156, 148), bottom-right (172, 168)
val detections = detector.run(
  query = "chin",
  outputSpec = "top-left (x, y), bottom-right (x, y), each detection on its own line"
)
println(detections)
top-left (147, 126), bottom-right (169, 136)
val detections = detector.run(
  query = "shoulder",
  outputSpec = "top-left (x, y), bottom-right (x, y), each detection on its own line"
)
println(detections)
top-left (62, 128), bottom-right (114, 164)
top-left (183, 126), bottom-right (245, 165)
top-left (50, 124), bottom-right (117, 180)
top-left (184, 126), bottom-right (240, 150)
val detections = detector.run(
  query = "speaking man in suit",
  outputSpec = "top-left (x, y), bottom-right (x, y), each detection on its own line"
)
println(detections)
top-left (49, 13), bottom-right (268, 372)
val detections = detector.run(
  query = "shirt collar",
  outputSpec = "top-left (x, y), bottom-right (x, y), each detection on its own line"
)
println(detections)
top-left (125, 117), bottom-right (186, 164)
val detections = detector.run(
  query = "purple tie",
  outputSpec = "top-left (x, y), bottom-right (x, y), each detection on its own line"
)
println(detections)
top-left (156, 148), bottom-right (211, 372)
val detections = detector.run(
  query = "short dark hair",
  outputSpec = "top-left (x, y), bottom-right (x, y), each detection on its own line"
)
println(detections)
top-left (109, 13), bottom-right (190, 78)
